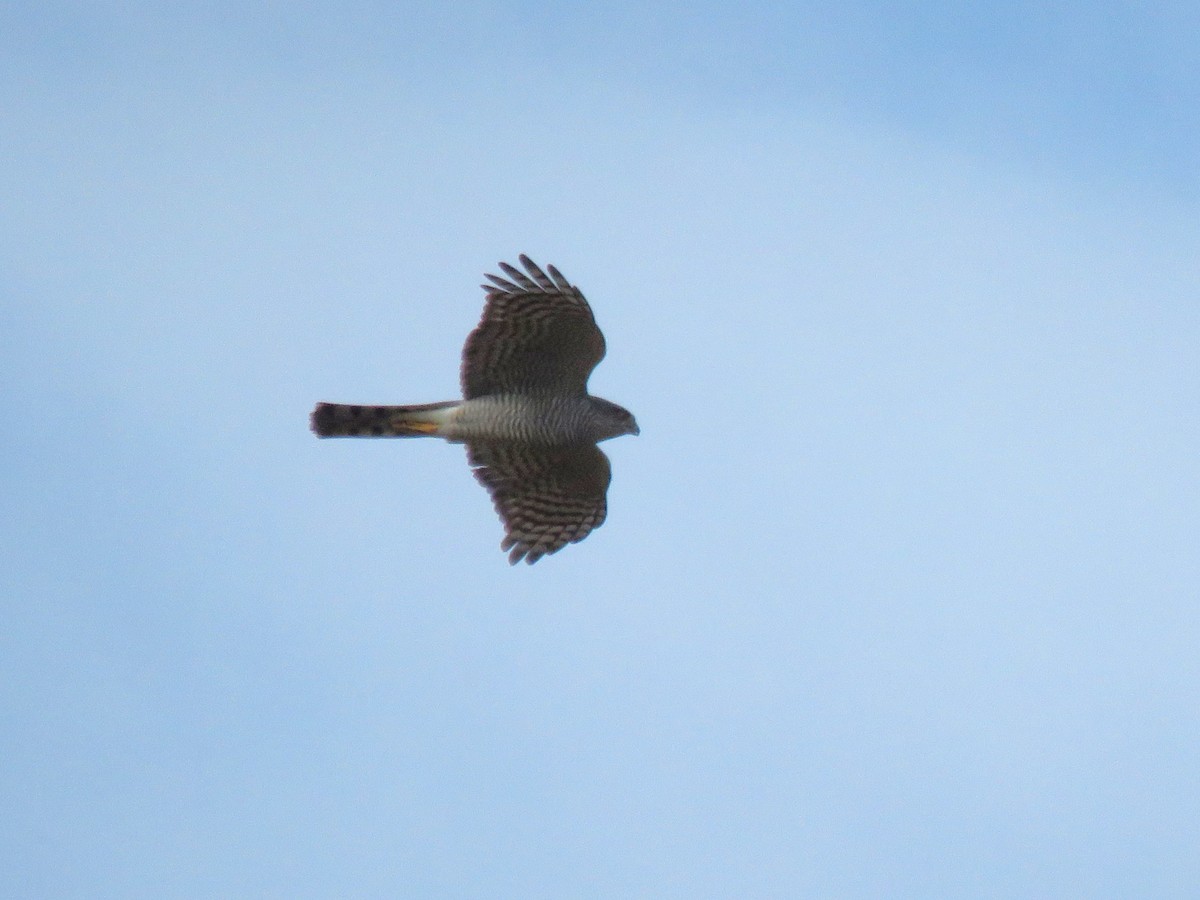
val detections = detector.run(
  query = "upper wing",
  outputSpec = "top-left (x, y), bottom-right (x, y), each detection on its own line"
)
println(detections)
top-left (461, 256), bottom-right (606, 399)
top-left (467, 441), bottom-right (611, 564)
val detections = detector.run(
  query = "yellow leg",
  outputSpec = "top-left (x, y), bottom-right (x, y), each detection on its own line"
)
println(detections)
top-left (399, 420), bottom-right (440, 435)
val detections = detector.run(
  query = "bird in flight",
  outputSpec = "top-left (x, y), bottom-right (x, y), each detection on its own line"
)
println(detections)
top-left (311, 256), bottom-right (639, 564)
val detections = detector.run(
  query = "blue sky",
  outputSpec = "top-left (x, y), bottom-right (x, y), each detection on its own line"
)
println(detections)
top-left (2, 2), bottom-right (1198, 896)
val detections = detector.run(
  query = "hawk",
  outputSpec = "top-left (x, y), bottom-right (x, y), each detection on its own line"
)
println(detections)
top-left (311, 256), bottom-right (639, 564)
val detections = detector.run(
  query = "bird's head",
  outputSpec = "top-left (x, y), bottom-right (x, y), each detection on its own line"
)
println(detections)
top-left (591, 397), bottom-right (640, 440)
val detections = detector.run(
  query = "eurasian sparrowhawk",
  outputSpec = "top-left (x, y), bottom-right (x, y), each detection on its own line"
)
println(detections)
top-left (311, 256), bottom-right (639, 564)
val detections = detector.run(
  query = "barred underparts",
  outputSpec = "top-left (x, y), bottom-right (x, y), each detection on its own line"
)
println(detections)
top-left (310, 256), bottom-right (639, 564)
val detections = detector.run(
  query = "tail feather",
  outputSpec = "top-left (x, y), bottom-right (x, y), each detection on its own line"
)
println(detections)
top-left (310, 401), bottom-right (459, 437)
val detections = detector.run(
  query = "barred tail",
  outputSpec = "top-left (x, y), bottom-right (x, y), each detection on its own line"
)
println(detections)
top-left (310, 401), bottom-right (460, 437)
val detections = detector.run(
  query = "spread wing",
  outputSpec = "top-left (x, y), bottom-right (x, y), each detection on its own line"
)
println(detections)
top-left (467, 441), bottom-right (611, 564)
top-left (461, 256), bottom-right (606, 399)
